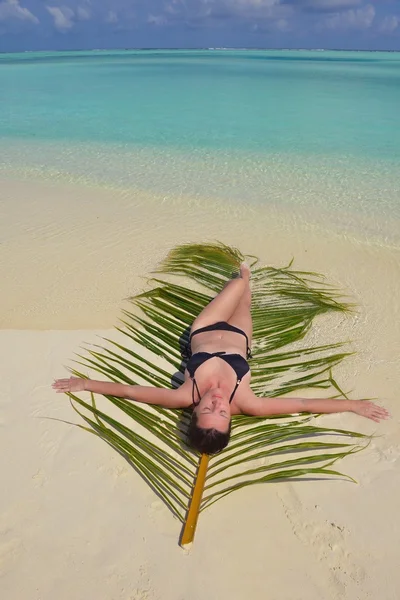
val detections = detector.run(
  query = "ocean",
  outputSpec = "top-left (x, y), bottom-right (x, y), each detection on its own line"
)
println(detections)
top-left (1, 49), bottom-right (399, 243)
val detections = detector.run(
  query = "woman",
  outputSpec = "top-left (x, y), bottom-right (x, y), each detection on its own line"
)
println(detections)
top-left (53, 263), bottom-right (388, 454)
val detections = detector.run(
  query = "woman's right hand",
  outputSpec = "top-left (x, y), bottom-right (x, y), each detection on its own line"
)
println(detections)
top-left (52, 376), bottom-right (86, 393)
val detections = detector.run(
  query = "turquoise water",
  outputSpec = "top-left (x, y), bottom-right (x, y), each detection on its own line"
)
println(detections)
top-left (1, 49), bottom-right (400, 158)
top-left (1, 49), bottom-right (399, 240)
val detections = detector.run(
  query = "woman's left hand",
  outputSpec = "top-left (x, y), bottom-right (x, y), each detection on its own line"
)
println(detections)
top-left (352, 400), bottom-right (390, 422)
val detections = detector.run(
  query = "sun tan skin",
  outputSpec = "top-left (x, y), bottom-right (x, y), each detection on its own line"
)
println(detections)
top-left (53, 263), bottom-right (389, 431)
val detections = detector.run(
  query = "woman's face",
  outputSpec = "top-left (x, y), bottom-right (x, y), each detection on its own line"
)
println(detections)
top-left (194, 388), bottom-right (231, 432)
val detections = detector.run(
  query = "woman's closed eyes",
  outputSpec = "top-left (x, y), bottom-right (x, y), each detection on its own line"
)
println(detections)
top-left (201, 407), bottom-right (229, 419)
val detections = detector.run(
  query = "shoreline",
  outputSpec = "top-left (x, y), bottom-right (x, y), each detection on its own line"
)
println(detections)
top-left (1, 139), bottom-right (399, 241)
top-left (2, 176), bottom-right (399, 329)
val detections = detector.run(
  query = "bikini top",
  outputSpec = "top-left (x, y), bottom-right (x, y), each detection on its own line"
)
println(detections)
top-left (186, 351), bottom-right (250, 406)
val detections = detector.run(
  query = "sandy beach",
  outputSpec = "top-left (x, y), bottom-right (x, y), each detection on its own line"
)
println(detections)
top-left (1, 177), bottom-right (400, 600)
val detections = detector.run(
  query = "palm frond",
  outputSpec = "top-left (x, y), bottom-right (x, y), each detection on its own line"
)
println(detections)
top-left (66, 242), bottom-right (367, 546)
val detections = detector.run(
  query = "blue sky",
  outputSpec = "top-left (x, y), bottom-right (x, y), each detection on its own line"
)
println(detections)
top-left (0, 0), bottom-right (399, 52)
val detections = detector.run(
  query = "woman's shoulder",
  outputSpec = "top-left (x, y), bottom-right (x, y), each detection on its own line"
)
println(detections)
top-left (230, 376), bottom-right (252, 413)
top-left (175, 379), bottom-right (193, 405)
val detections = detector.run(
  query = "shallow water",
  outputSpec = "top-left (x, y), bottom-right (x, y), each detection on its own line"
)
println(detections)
top-left (1, 49), bottom-right (399, 244)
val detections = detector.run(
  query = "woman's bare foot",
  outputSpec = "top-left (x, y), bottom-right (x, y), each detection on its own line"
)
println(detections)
top-left (240, 262), bottom-right (251, 281)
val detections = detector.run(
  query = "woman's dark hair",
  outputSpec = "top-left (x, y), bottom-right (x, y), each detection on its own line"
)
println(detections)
top-left (187, 412), bottom-right (231, 455)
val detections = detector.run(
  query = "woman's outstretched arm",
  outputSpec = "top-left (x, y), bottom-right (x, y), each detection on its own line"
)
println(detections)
top-left (241, 394), bottom-right (389, 423)
top-left (52, 376), bottom-right (190, 409)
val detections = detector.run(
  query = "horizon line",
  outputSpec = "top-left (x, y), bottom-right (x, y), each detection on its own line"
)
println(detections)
top-left (1, 46), bottom-right (400, 55)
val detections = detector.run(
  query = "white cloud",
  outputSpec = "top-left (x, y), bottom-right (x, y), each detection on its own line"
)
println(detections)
top-left (148, 14), bottom-right (168, 26)
top-left (209, 0), bottom-right (283, 14)
top-left (105, 10), bottom-right (118, 24)
top-left (164, 0), bottom-right (290, 22)
top-left (276, 17), bottom-right (290, 31)
top-left (295, 0), bottom-right (362, 11)
top-left (76, 6), bottom-right (91, 21)
top-left (46, 5), bottom-right (74, 31)
top-left (379, 15), bottom-right (399, 34)
top-left (0, 0), bottom-right (39, 24)
top-left (226, 0), bottom-right (280, 8)
top-left (321, 3), bottom-right (375, 30)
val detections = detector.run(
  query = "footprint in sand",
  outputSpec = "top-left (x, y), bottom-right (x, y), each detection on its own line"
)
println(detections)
top-left (130, 590), bottom-right (153, 600)
top-left (370, 443), bottom-right (400, 465)
top-left (31, 468), bottom-right (47, 488)
top-left (105, 562), bottom-right (157, 600)
top-left (129, 563), bottom-right (157, 600)
top-left (278, 487), bottom-right (367, 596)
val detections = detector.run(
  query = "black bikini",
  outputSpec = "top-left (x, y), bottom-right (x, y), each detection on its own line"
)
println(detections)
top-left (185, 321), bottom-right (252, 406)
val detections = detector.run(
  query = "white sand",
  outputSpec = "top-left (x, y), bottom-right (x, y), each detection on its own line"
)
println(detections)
top-left (1, 178), bottom-right (400, 599)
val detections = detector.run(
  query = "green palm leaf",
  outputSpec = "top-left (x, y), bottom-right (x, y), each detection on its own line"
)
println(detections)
top-left (66, 242), bottom-right (367, 545)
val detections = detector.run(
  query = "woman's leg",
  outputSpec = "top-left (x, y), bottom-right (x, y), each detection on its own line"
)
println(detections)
top-left (191, 265), bottom-right (247, 331)
top-left (227, 264), bottom-right (252, 346)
